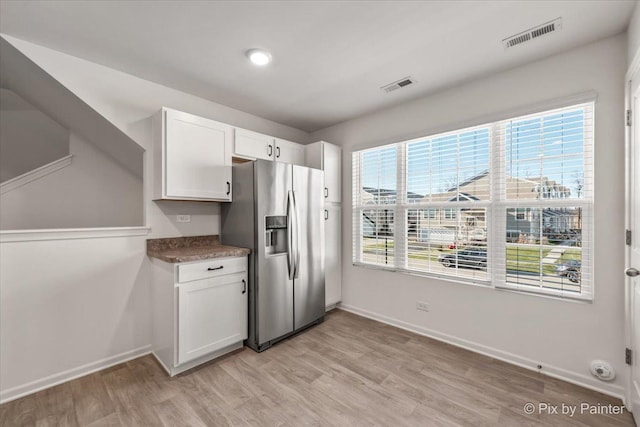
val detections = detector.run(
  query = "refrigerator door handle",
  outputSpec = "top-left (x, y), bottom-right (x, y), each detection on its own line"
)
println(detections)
top-left (287, 190), bottom-right (295, 280)
top-left (292, 191), bottom-right (301, 279)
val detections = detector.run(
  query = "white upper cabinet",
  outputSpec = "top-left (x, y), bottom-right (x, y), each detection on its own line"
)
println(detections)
top-left (274, 138), bottom-right (305, 165)
top-left (234, 128), bottom-right (305, 166)
top-left (305, 141), bottom-right (342, 204)
top-left (323, 142), bottom-right (342, 203)
top-left (235, 128), bottom-right (275, 161)
top-left (153, 108), bottom-right (233, 201)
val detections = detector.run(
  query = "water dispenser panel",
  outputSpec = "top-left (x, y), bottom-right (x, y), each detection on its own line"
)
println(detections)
top-left (265, 215), bottom-right (288, 255)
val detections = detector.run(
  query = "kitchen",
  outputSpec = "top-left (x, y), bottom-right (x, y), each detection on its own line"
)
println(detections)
top-left (0, 1), bottom-right (639, 425)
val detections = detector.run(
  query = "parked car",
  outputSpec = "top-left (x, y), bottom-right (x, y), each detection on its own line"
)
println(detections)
top-left (556, 260), bottom-right (581, 283)
top-left (438, 248), bottom-right (487, 270)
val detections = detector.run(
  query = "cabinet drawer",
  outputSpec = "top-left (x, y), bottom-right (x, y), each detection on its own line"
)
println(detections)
top-left (177, 257), bottom-right (247, 283)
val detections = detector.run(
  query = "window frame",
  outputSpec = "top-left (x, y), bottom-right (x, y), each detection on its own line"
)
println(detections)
top-left (352, 101), bottom-right (594, 301)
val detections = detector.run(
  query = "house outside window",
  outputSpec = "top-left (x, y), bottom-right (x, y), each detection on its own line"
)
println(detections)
top-left (352, 101), bottom-right (594, 300)
top-left (423, 209), bottom-right (436, 219)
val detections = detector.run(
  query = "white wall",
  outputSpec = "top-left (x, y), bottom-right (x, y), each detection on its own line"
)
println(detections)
top-left (629, 1), bottom-right (640, 66)
top-left (0, 132), bottom-right (143, 229)
top-left (311, 34), bottom-right (627, 397)
top-left (0, 233), bottom-right (151, 399)
top-left (0, 89), bottom-right (69, 182)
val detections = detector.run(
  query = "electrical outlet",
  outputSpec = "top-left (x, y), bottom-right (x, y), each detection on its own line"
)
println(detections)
top-left (416, 301), bottom-right (429, 312)
top-left (176, 215), bottom-right (191, 223)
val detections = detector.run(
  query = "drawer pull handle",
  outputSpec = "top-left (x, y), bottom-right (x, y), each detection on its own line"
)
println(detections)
top-left (324, 187), bottom-right (328, 198)
top-left (324, 209), bottom-right (328, 220)
top-left (276, 146), bottom-right (281, 158)
top-left (226, 181), bottom-right (231, 195)
top-left (207, 266), bottom-right (224, 271)
top-left (268, 144), bottom-right (273, 157)
top-left (242, 279), bottom-right (247, 294)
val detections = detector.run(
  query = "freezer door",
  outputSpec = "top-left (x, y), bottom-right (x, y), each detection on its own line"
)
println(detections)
top-left (256, 161), bottom-right (294, 345)
top-left (292, 165), bottom-right (325, 329)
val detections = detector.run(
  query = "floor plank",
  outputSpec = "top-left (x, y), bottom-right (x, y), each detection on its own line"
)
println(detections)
top-left (0, 309), bottom-right (634, 426)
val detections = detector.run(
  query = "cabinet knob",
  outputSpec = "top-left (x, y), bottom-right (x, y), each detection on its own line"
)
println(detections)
top-left (242, 279), bottom-right (247, 294)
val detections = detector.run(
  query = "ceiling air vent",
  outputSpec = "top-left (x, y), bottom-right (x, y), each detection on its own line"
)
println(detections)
top-left (503, 18), bottom-right (562, 49)
top-left (381, 77), bottom-right (416, 93)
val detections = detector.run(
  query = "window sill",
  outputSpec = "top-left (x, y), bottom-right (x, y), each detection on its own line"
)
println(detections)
top-left (352, 262), bottom-right (492, 288)
top-left (352, 262), bottom-right (593, 303)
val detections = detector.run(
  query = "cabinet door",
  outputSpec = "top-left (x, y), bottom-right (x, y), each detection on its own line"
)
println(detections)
top-left (323, 142), bottom-right (342, 203)
top-left (177, 272), bottom-right (248, 365)
top-left (165, 109), bottom-right (233, 201)
top-left (235, 128), bottom-right (274, 161)
top-left (324, 205), bottom-right (342, 307)
top-left (275, 138), bottom-right (305, 165)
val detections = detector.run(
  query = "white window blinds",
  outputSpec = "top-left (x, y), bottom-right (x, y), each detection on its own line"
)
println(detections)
top-left (403, 126), bottom-right (491, 282)
top-left (352, 101), bottom-right (594, 301)
top-left (352, 146), bottom-right (398, 267)
top-left (492, 103), bottom-right (594, 299)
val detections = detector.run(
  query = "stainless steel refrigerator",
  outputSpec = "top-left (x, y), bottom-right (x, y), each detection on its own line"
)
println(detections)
top-left (221, 160), bottom-right (325, 352)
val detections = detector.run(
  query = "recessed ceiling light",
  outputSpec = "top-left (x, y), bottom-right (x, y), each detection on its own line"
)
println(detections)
top-left (246, 48), bottom-right (272, 66)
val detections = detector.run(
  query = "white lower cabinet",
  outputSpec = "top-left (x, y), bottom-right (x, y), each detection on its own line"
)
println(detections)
top-left (324, 204), bottom-right (342, 308)
top-left (151, 256), bottom-right (248, 375)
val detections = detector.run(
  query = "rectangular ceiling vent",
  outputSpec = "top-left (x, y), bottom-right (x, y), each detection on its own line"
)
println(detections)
top-left (503, 17), bottom-right (562, 49)
top-left (381, 77), bottom-right (416, 93)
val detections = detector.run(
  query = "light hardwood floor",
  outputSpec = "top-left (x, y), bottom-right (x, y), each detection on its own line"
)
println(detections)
top-left (0, 309), bottom-right (634, 426)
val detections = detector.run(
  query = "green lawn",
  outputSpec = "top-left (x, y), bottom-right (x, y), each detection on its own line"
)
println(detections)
top-left (362, 239), bottom-right (581, 274)
top-left (506, 245), bottom-right (581, 275)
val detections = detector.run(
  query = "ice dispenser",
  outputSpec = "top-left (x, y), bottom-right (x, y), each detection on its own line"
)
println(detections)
top-left (265, 215), bottom-right (288, 255)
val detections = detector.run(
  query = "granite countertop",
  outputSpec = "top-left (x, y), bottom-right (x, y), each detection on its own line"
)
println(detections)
top-left (147, 235), bottom-right (250, 263)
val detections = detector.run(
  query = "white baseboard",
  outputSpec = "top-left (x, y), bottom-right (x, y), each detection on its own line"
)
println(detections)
top-left (338, 304), bottom-right (625, 401)
top-left (0, 345), bottom-right (151, 404)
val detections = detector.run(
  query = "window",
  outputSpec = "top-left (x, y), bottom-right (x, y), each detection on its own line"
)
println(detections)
top-left (352, 102), bottom-right (593, 300)
top-left (444, 208), bottom-right (457, 219)
top-left (354, 146), bottom-right (397, 267)
top-left (423, 209), bottom-right (436, 219)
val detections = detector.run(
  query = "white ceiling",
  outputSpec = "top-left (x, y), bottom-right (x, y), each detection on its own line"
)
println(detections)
top-left (0, 1), bottom-right (635, 132)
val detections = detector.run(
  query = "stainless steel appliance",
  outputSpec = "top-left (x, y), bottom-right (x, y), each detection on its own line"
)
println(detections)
top-left (221, 160), bottom-right (325, 352)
